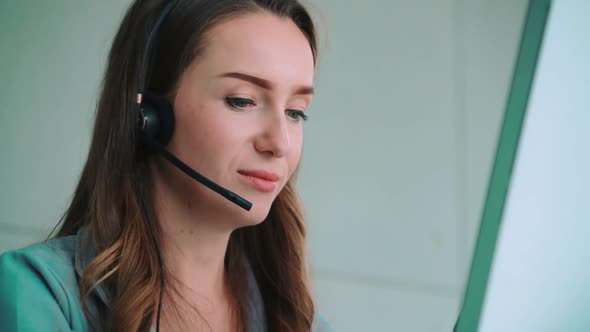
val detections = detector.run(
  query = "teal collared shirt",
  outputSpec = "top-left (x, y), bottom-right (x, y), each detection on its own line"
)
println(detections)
top-left (0, 227), bottom-right (333, 331)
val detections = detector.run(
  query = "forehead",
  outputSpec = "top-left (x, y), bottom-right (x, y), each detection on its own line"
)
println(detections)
top-left (195, 12), bottom-right (315, 87)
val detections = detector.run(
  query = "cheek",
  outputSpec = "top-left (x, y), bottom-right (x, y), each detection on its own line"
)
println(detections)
top-left (172, 100), bottom-right (239, 162)
top-left (287, 129), bottom-right (304, 172)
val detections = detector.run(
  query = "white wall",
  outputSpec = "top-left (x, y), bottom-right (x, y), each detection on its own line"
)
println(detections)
top-left (302, 0), bottom-right (527, 330)
top-left (0, 0), bottom-right (130, 251)
top-left (0, 0), bottom-right (528, 330)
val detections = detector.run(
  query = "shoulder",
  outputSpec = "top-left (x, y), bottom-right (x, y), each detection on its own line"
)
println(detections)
top-left (0, 236), bottom-right (79, 291)
top-left (313, 313), bottom-right (336, 332)
top-left (1, 235), bottom-right (77, 268)
top-left (0, 236), bottom-right (87, 331)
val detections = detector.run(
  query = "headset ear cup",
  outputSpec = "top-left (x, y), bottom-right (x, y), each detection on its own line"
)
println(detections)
top-left (139, 92), bottom-right (175, 147)
top-left (139, 102), bottom-right (160, 140)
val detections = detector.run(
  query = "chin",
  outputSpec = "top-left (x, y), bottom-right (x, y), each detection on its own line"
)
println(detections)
top-left (186, 179), bottom-right (279, 229)
top-left (234, 203), bottom-right (272, 228)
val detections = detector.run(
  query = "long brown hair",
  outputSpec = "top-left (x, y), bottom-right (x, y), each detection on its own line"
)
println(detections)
top-left (54, 0), bottom-right (319, 331)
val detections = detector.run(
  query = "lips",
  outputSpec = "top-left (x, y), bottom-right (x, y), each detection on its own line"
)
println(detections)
top-left (238, 170), bottom-right (280, 193)
top-left (237, 170), bottom-right (280, 182)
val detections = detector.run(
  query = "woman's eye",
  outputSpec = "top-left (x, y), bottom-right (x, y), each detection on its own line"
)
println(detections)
top-left (286, 109), bottom-right (308, 123)
top-left (225, 97), bottom-right (256, 110)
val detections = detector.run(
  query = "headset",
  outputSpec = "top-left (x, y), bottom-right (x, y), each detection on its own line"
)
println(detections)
top-left (133, 1), bottom-right (253, 330)
top-left (136, 0), bottom-right (252, 211)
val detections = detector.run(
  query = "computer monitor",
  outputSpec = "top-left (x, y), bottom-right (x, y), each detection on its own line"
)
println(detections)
top-left (455, 0), bottom-right (590, 331)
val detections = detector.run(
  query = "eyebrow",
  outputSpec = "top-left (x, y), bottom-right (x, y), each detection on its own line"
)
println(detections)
top-left (219, 72), bottom-right (314, 95)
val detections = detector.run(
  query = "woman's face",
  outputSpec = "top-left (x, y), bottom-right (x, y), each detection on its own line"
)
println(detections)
top-left (163, 12), bottom-right (315, 226)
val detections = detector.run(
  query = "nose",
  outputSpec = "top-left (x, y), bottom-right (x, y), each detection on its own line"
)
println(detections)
top-left (254, 110), bottom-right (290, 158)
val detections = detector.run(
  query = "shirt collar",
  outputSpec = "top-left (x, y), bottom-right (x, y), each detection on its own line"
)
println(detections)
top-left (73, 225), bottom-right (113, 307)
top-left (73, 225), bottom-right (267, 331)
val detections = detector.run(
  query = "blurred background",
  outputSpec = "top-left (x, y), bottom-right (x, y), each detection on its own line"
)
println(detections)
top-left (0, 0), bottom-right (529, 330)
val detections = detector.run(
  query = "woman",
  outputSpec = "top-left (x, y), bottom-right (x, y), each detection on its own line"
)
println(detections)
top-left (0, 0), bottom-right (333, 331)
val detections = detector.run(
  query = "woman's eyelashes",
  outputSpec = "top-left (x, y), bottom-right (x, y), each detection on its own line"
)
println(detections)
top-left (225, 97), bottom-right (255, 110)
top-left (286, 109), bottom-right (308, 122)
top-left (224, 97), bottom-right (308, 123)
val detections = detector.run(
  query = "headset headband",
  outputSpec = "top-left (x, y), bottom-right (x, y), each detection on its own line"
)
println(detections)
top-left (137, 0), bottom-right (177, 105)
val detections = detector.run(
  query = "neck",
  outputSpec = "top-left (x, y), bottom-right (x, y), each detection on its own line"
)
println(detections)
top-left (160, 217), bottom-right (231, 299)
top-left (150, 162), bottom-right (238, 302)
